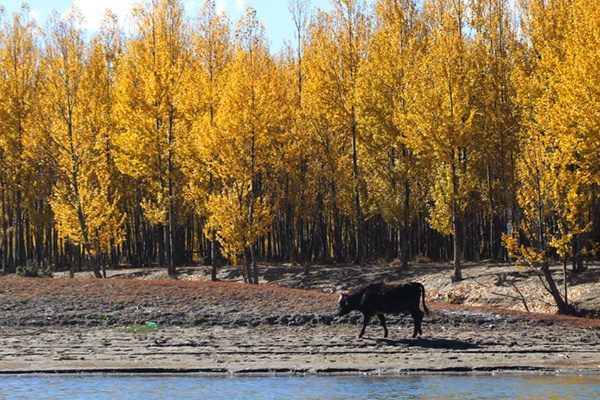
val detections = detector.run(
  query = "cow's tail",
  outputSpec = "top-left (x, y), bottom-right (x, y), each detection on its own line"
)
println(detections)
top-left (419, 282), bottom-right (429, 317)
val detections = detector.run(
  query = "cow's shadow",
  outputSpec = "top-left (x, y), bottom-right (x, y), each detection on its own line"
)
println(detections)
top-left (364, 337), bottom-right (481, 350)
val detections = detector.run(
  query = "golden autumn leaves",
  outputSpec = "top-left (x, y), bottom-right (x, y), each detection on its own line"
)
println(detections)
top-left (0, 0), bottom-right (599, 300)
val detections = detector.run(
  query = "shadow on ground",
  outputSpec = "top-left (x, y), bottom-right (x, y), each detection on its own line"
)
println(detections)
top-left (367, 337), bottom-right (481, 350)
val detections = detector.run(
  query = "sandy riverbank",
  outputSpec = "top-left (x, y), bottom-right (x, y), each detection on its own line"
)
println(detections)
top-left (2, 318), bottom-right (599, 375)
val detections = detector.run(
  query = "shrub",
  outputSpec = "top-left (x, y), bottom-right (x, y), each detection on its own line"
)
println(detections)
top-left (15, 260), bottom-right (54, 278)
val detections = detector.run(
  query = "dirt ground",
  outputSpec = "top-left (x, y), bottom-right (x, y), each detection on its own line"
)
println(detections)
top-left (1, 262), bottom-right (600, 375)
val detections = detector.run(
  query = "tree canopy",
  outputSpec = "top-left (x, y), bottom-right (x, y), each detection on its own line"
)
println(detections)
top-left (1, 0), bottom-right (599, 301)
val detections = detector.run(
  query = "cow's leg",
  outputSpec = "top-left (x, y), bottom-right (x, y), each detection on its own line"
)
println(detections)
top-left (358, 314), bottom-right (371, 338)
top-left (358, 313), bottom-right (372, 338)
top-left (377, 314), bottom-right (388, 338)
top-left (410, 308), bottom-right (424, 338)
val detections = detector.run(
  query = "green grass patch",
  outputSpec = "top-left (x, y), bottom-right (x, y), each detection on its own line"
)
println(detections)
top-left (123, 323), bottom-right (159, 334)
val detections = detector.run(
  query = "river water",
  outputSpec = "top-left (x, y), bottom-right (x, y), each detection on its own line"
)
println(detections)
top-left (1, 374), bottom-right (599, 399)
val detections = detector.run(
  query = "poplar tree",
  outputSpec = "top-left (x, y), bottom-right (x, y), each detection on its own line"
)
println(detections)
top-left (181, 0), bottom-right (232, 280)
top-left (303, 0), bottom-right (371, 263)
top-left (0, 5), bottom-right (40, 272)
top-left (359, 0), bottom-right (426, 268)
top-left (506, 0), bottom-right (598, 314)
top-left (279, 0), bottom-right (313, 264)
top-left (114, 0), bottom-right (191, 276)
top-left (204, 7), bottom-right (283, 283)
top-left (40, 8), bottom-right (123, 278)
top-left (85, 11), bottom-right (126, 269)
top-left (548, 0), bottom-right (600, 271)
top-left (469, 0), bottom-right (518, 261)
top-left (407, 0), bottom-right (481, 281)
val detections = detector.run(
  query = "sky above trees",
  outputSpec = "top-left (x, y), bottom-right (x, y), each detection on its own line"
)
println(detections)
top-left (0, 0), bottom-right (344, 52)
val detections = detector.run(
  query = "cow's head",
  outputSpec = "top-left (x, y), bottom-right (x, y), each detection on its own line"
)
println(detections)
top-left (336, 293), bottom-right (353, 316)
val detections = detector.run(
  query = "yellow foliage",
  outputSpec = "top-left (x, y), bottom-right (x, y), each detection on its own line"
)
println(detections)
top-left (194, 5), bottom-right (283, 265)
top-left (513, 0), bottom-right (598, 267)
top-left (35, 6), bottom-right (125, 263)
top-left (2, 0), bottom-right (600, 274)
top-left (113, 0), bottom-right (191, 242)
top-left (204, 188), bottom-right (274, 266)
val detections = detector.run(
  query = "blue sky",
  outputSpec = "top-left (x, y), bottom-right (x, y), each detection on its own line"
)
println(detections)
top-left (0, 0), bottom-right (333, 53)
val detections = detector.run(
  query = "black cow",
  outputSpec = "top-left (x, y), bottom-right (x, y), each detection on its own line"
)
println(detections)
top-left (336, 281), bottom-right (429, 338)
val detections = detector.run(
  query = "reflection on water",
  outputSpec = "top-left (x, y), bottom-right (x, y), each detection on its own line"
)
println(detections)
top-left (1, 374), bottom-right (599, 399)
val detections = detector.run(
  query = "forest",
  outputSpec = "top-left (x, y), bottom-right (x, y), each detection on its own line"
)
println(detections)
top-left (0, 0), bottom-right (599, 294)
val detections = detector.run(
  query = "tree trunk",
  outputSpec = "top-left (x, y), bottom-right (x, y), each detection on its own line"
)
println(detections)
top-left (333, 206), bottom-right (343, 262)
top-left (351, 121), bottom-right (362, 265)
top-left (541, 262), bottom-right (572, 315)
top-left (244, 248), bottom-right (251, 284)
top-left (1, 179), bottom-right (9, 273)
top-left (400, 179), bottom-right (411, 271)
top-left (572, 235), bottom-right (586, 273)
top-left (166, 204), bottom-right (176, 277)
top-left (158, 225), bottom-right (166, 268)
top-left (76, 200), bottom-right (102, 279)
top-left (452, 166), bottom-right (462, 282)
top-left (166, 113), bottom-right (176, 277)
top-left (15, 190), bottom-right (26, 268)
top-left (211, 230), bottom-right (218, 281)
top-left (452, 227), bottom-right (462, 282)
top-left (562, 257), bottom-right (568, 308)
top-left (251, 243), bottom-right (259, 285)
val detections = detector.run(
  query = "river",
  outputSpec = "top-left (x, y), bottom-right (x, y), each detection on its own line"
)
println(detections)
top-left (1, 374), bottom-right (599, 399)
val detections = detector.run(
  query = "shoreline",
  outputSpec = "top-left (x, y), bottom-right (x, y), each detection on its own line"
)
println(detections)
top-left (1, 368), bottom-right (590, 376)
top-left (2, 322), bottom-right (599, 376)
